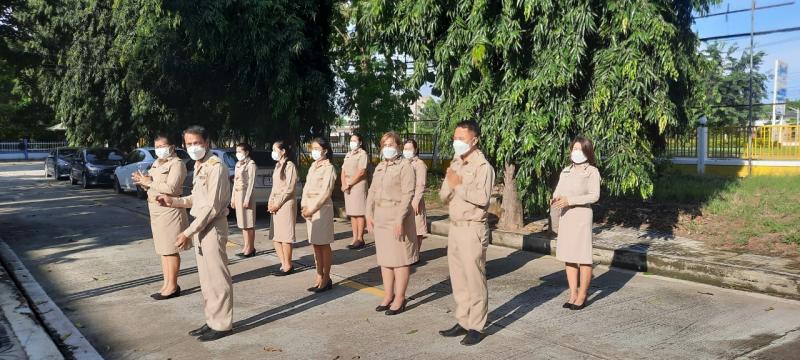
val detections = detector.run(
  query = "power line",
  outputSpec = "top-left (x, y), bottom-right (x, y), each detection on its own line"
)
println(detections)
top-left (700, 26), bottom-right (800, 41)
top-left (693, 1), bottom-right (795, 19)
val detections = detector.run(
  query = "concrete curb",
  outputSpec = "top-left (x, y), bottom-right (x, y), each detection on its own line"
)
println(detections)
top-left (0, 240), bottom-right (103, 360)
top-left (429, 220), bottom-right (800, 300)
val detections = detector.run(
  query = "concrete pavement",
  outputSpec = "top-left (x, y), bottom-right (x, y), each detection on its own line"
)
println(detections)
top-left (0, 161), bottom-right (799, 359)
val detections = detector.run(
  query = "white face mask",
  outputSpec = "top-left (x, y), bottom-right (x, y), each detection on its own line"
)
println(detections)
top-left (154, 147), bottom-right (171, 160)
top-left (311, 150), bottom-right (323, 161)
top-left (187, 145), bottom-right (206, 161)
top-left (271, 151), bottom-right (280, 161)
top-left (382, 146), bottom-right (398, 160)
top-left (402, 150), bottom-right (415, 159)
top-left (236, 152), bottom-right (246, 161)
top-left (349, 141), bottom-right (359, 151)
top-left (571, 150), bottom-right (587, 164)
top-left (453, 140), bottom-right (472, 157)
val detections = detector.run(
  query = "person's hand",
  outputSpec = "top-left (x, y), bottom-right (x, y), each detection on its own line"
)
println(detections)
top-left (394, 223), bottom-right (403, 239)
top-left (446, 168), bottom-right (462, 188)
top-left (412, 203), bottom-right (420, 215)
top-left (156, 195), bottom-right (173, 207)
top-left (230, 202), bottom-right (236, 209)
top-left (131, 171), bottom-right (152, 186)
top-left (366, 218), bottom-right (374, 233)
top-left (551, 196), bottom-right (569, 210)
top-left (243, 202), bottom-right (251, 209)
top-left (302, 207), bottom-right (312, 219)
top-left (175, 233), bottom-right (190, 248)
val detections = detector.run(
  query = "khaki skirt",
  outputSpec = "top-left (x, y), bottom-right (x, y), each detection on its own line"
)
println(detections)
top-left (148, 203), bottom-right (191, 255)
top-left (233, 189), bottom-right (256, 229)
top-left (270, 198), bottom-right (296, 243)
top-left (344, 180), bottom-right (367, 216)
top-left (414, 198), bottom-right (428, 236)
top-left (306, 200), bottom-right (335, 245)
top-left (556, 206), bottom-right (593, 265)
top-left (373, 205), bottom-right (418, 267)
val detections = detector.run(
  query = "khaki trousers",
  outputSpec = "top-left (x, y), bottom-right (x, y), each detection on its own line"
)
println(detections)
top-left (194, 216), bottom-right (233, 331)
top-left (447, 222), bottom-right (489, 331)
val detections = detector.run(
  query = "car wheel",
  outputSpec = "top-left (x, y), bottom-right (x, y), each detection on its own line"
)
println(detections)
top-left (135, 185), bottom-right (147, 200)
top-left (82, 174), bottom-right (91, 189)
top-left (70, 173), bottom-right (78, 185)
top-left (113, 176), bottom-right (124, 194)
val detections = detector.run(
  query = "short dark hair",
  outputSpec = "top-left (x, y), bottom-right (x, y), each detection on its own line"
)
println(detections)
top-left (236, 142), bottom-right (252, 153)
top-left (154, 133), bottom-right (175, 146)
top-left (404, 139), bottom-right (419, 156)
top-left (350, 133), bottom-right (367, 151)
top-left (311, 137), bottom-right (333, 160)
top-left (183, 125), bottom-right (209, 141)
top-left (570, 136), bottom-right (596, 166)
top-left (456, 120), bottom-right (481, 137)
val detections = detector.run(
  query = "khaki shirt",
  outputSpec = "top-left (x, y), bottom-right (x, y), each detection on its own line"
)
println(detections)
top-left (145, 155), bottom-right (186, 201)
top-left (342, 148), bottom-right (368, 186)
top-left (552, 163), bottom-right (600, 206)
top-left (268, 160), bottom-right (298, 207)
top-left (233, 158), bottom-right (257, 204)
top-left (409, 157), bottom-right (427, 209)
top-left (172, 153), bottom-right (231, 238)
top-left (439, 150), bottom-right (495, 223)
top-left (366, 157), bottom-right (415, 224)
top-left (301, 159), bottom-right (336, 214)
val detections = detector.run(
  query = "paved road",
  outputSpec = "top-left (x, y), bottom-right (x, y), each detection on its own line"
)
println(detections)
top-left (0, 161), bottom-right (799, 360)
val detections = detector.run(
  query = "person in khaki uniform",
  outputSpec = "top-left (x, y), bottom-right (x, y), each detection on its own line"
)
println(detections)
top-left (156, 126), bottom-right (233, 342)
top-left (552, 137), bottom-right (600, 311)
top-left (268, 140), bottom-right (298, 276)
top-left (341, 134), bottom-right (369, 249)
top-left (403, 139), bottom-right (428, 248)
top-left (301, 137), bottom-right (337, 293)
top-left (132, 134), bottom-right (189, 300)
top-left (438, 120), bottom-right (495, 346)
top-left (232, 143), bottom-right (257, 258)
top-left (366, 132), bottom-right (418, 315)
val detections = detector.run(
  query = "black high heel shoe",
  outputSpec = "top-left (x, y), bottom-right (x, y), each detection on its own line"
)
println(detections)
top-left (313, 279), bottom-right (333, 293)
top-left (375, 303), bottom-right (391, 312)
top-left (385, 299), bottom-right (406, 316)
top-left (562, 302), bottom-right (573, 309)
top-left (274, 267), bottom-right (294, 277)
top-left (570, 301), bottom-right (587, 311)
top-left (236, 249), bottom-right (256, 258)
top-left (346, 241), bottom-right (365, 250)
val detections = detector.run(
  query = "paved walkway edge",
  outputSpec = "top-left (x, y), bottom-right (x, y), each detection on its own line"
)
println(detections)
top-left (0, 239), bottom-right (103, 360)
top-left (428, 220), bottom-right (800, 300)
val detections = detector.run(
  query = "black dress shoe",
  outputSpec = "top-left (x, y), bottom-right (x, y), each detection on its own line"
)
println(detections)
top-left (274, 267), bottom-right (294, 277)
top-left (307, 285), bottom-right (320, 292)
top-left (375, 304), bottom-right (391, 312)
top-left (346, 241), bottom-right (365, 250)
top-left (188, 324), bottom-right (211, 337)
top-left (151, 286), bottom-right (181, 301)
top-left (385, 299), bottom-right (406, 316)
top-left (562, 302), bottom-right (573, 309)
top-left (313, 280), bottom-right (333, 293)
top-left (197, 329), bottom-right (233, 342)
top-left (570, 302), bottom-right (587, 311)
top-left (236, 250), bottom-right (256, 258)
top-left (439, 324), bottom-right (467, 337)
top-left (460, 330), bottom-right (483, 346)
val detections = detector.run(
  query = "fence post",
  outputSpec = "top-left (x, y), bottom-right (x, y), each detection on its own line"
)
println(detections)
top-left (23, 138), bottom-right (29, 160)
top-left (697, 116), bottom-right (708, 176)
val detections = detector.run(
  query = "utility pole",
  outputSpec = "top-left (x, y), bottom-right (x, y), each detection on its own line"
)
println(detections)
top-left (747, 0), bottom-right (755, 176)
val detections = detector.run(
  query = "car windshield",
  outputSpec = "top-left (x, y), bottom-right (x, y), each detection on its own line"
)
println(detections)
top-left (86, 149), bottom-right (124, 164)
top-left (221, 151), bottom-right (237, 169)
top-left (58, 149), bottom-right (78, 158)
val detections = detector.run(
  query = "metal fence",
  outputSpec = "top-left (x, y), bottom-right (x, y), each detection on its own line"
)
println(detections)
top-left (666, 125), bottom-right (800, 161)
top-left (0, 140), bottom-right (69, 153)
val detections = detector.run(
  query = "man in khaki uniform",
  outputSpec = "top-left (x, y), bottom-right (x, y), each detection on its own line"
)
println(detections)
top-left (157, 125), bottom-right (233, 342)
top-left (438, 120), bottom-right (495, 346)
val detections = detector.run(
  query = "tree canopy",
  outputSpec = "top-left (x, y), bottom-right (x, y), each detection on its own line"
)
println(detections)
top-left (699, 41), bottom-right (766, 126)
top-left (356, 0), bottom-right (715, 212)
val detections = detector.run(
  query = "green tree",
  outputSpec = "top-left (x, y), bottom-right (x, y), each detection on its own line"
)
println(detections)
top-left (700, 42), bottom-right (767, 126)
top-left (13, 0), bottom-right (335, 148)
top-left (330, 1), bottom-right (417, 148)
top-left (356, 0), bottom-right (714, 227)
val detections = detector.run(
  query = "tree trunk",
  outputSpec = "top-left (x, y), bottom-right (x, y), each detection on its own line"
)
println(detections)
top-left (498, 162), bottom-right (524, 231)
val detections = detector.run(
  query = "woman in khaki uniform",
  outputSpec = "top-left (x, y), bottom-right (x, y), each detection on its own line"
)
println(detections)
top-left (341, 134), bottom-right (369, 249)
top-left (132, 134), bottom-right (189, 300)
top-left (403, 139), bottom-right (428, 247)
top-left (367, 132), bottom-right (418, 315)
top-left (268, 140), bottom-right (298, 276)
top-left (301, 137), bottom-right (337, 293)
top-left (552, 137), bottom-right (601, 311)
top-left (232, 143), bottom-right (257, 257)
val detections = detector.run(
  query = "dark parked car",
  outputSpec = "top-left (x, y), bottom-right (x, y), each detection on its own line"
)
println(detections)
top-left (44, 147), bottom-right (79, 179)
top-left (70, 148), bottom-right (125, 189)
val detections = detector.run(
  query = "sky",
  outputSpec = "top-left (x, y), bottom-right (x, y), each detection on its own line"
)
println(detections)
top-left (692, 0), bottom-right (800, 101)
top-left (421, 1), bottom-right (800, 101)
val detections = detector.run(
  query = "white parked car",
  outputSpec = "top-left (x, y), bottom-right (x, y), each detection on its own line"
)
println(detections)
top-left (113, 147), bottom-right (191, 198)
